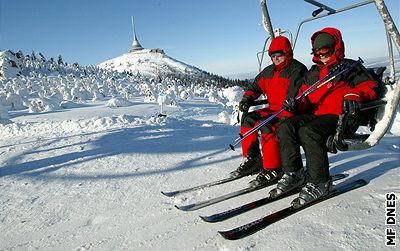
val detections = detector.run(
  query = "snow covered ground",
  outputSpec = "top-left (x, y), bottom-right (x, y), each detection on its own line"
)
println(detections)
top-left (98, 50), bottom-right (204, 79)
top-left (0, 95), bottom-right (399, 250)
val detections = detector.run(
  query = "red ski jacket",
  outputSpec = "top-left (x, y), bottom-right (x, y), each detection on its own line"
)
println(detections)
top-left (298, 28), bottom-right (377, 116)
top-left (244, 36), bottom-right (307, 118)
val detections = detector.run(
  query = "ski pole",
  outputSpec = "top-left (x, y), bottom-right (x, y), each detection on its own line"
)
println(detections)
top-left (229, 60), bottom-right (346, 150)
top-left (229, 58), bottom-right (363, 151)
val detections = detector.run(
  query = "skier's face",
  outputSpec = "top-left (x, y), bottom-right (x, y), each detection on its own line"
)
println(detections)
top-left (271, 54), bottom-right (286, 66)
top-left (318, 54), bottom-right (331, 64)
top-left (312, 47), bottom-right (333, 64)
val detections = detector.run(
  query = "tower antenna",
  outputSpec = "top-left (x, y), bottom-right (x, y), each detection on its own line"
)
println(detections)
top-left (129, 16), bottom-right (143, 52)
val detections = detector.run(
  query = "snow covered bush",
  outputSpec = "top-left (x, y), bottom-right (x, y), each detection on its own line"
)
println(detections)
top-left (180, 90), bottom-right (190, 100)
top-left (144, 89), bottom-right (156, 102)
top-left (28, 98), bottom-right (60, 113)
top-left (223, 86), bottom-right (243, 104)
top-left (164, 94), bottom-right (177, 106)
top-left (71, 86), bottom-right (91, 102)
top-left (0, 102), bottom-right (8, 118)
top-left (218, 111), bottom-right (230, 124)
top-left (106, 97), bottom-right (133, 108)
top-left (0, 50), bottom-right (22, 79)
top-left (6, 93), bottom-right (26, 110)
top-left (60, 101), bottom-right (84, 109)
top-left (207, 89), bottom-right (221, 103)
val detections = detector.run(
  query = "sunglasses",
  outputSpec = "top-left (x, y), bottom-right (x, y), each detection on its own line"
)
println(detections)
top-left (311, 47), bottom-right (332, 58)
top-left (269, 51), bottom-right (284, 58)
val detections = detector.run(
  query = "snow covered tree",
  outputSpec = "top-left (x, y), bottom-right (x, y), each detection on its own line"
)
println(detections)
top-left (58, 55), bottom-right (64, 65)
top-left (30, 51), bottom-right (37, 61)
top-left (16, 50), bottom-right (24, 59)
top-left (38, 53), bottom-right (46, 62)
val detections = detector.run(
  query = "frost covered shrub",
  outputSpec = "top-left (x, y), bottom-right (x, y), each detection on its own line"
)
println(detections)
top-left (180, 90), bottom-right (190, 100)
top-left (6, 93), bottom-right (26, 110)
top-left (106, 97), bottom-right (132, 108)
top-left (207, 89), bottom-right (221, 103)
top-left (218, 111), bottom-right (230, 124)
top-left (0, 95), bottom-right (7, 106)
top-left (223, 86), bottom-right (243, 104)
top-left (71, 87), bottom-right (91, 102)
top-left (92, 87), bottom-right (105, 101)
top-left (60, 101), bottom-right (83, 109)
top-left (29, 98), bottom-right (60, 113)
top-left (0, 102), bottom-right (8, 118)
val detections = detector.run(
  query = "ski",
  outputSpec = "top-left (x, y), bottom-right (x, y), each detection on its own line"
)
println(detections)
top-left (161, 175), bottom-right (244, 197)
top-left (175, 181), bottom-right (277, 211)
top-left (219, 178), bottom-right (368, 240)
top-left (200, 173), bottom-right (347, 223)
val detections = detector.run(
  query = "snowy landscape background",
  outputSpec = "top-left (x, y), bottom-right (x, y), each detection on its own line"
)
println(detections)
top-left (0, 46), bottom-right (399, 251)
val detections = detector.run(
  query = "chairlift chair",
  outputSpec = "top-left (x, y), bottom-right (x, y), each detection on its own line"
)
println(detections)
top-left (256, 0), bottom-right (400, 152)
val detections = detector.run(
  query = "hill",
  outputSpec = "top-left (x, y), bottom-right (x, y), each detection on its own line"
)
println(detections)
top-left (0, 49), bottom-right (247, 125)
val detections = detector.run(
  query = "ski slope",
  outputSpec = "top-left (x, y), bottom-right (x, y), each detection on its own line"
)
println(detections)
top-left (0, 96), bottom-right (399, 250)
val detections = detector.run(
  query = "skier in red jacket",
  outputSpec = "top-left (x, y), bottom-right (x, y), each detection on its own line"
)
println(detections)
top-left (231, 36), bottom-right (307, 186)
top-left (270, 27), bottom-right (378, 206)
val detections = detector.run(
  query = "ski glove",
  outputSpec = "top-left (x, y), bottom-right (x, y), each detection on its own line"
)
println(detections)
top-left (342, 98), bottom-right (361, 116)
top-left (239, 96), bottom-right (254, 112)
top-left (342, 99), bottom-right (362, 133)
top-left (282, 98), bottom-right (296, 113)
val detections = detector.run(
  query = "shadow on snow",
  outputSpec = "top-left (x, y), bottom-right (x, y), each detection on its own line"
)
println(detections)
top-left (0, 119), bottom-right (240, 180)
top-left (0, 119), bottom-right (398, 184)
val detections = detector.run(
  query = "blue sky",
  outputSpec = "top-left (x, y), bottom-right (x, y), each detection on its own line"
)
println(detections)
top-left (0, 0), bottom-right (399, 78)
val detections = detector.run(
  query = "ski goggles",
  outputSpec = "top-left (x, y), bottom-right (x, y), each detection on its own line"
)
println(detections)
top-left (269, 50), bottom-right (285, 57)
top-left (312, 47), bottom-right (333, 58)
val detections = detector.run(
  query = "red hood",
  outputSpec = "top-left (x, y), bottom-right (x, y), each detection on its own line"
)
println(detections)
top-left (311, 27), bottom-right (345, 66)
top-left (268, 36), bottom-right (293, 70)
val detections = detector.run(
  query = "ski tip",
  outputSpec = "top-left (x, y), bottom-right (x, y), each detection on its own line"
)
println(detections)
top-left (199, 215), bottom-right (215, 223)
top-left (161, 191), bottom-right (178, 197)
top-left (332, 173), bottom-right (349, 180)
top-left (174, 204), bottom-right (193, 211)
top-left (218, 230), bottom-right (237, 240)
top-left (356, 178), bottom-right (369, 186)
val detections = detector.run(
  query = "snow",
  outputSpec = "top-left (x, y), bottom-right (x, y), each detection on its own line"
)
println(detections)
top-left (98, 50), bottom-right (204, 79)
top-left (0, 51), bottom-right (22, 79)
top-left (1, 97), bottom-right (399, 250)
top-left (0, 50), bottom-right (399, 250)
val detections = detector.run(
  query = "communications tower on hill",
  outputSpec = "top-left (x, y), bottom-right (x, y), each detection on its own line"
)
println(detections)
top-left (129, 16), bottom-right (144, 52)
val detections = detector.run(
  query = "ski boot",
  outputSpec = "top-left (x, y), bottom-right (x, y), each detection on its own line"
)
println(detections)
top-left (230, 155), bottom-right (262, 178)
top-left (269, 168), bottom-right (306, 198)
top-left (291, 178), bottom-right (333, 208)
top-left (249, 167), bottom-right (283, 187)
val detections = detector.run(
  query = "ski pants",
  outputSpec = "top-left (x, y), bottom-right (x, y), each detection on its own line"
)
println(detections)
top-left (240, 109), bottom-right (281, 169)
top-left (276, 114), bottom-right (339, 184)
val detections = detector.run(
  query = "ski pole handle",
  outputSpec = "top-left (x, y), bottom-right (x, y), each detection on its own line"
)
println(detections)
top-left (296, 58), bottom-right (363, 101)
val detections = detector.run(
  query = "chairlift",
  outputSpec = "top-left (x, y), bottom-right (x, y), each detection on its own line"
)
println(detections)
top-left (256, 0), bottom-right (400, 152)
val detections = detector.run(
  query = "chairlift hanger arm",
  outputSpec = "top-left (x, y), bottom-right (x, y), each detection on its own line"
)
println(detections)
top-left (260, 0), bottom-right (275, 40)
top-left (304, 0), bottom-right (336, 14)
top-left (292, 0), bottom-right (375, 49)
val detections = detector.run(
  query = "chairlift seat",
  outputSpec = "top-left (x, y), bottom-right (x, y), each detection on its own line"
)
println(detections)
top-left (327, 66), bottom-right (388, 153)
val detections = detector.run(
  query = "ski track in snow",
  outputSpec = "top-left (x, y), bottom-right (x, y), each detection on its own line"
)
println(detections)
top-left (0, 98), bottom-right (399, 251)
